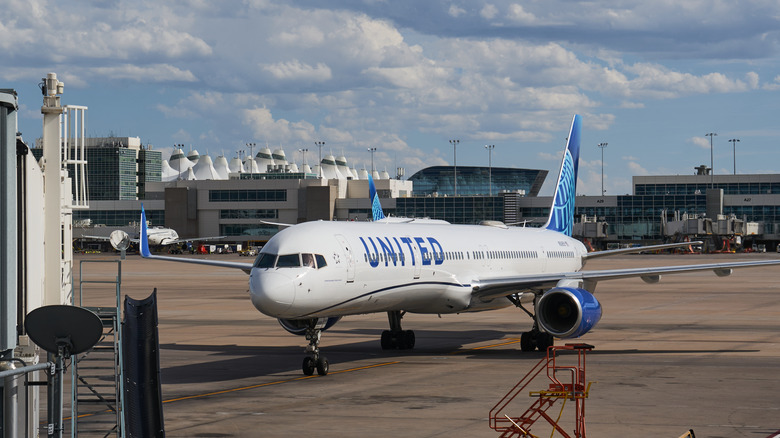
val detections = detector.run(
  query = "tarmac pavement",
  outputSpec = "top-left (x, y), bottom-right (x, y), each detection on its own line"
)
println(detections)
top-left (72, 252), bottom-right (780, 437)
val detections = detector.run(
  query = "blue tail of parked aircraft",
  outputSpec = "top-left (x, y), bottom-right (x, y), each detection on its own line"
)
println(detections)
top-left (368, 174), bottom-right (386, 221)
top-left (544, 114), bottom-right (581, 236)
top-left (140, 205), bottom-right (151, 257)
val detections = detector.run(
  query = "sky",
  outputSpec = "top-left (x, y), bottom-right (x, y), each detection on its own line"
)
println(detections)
top-left (2, 0), bottom-right (780, 196)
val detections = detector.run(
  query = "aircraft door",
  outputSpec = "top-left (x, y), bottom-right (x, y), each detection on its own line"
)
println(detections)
top-left (407, 236), bottom-right (421, 279)
top-left (335, 234), bottom-right (355, 282)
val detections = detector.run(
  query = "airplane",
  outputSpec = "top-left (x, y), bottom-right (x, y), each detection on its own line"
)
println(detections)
top-left (84, 224), bottom-right (225, 251)
top-left (139, 114), bottom-right (780, 376)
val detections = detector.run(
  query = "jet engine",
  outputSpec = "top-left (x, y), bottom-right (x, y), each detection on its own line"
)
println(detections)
top-left (278, 317), bottom-right (342, 335)
top-left (536, 287), bottom-right (602, 338)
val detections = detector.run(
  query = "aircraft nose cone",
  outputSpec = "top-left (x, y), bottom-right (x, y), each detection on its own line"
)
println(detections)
top-left (249, 271), bottom-right (296, 317)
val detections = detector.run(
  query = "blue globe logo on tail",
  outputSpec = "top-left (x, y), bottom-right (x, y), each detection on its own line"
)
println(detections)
top-left (544, 115), bottom-right (581, 236)
top-left (368, 175), bottom-right (386, 221)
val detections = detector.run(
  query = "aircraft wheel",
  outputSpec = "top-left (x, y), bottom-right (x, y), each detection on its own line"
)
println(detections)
top-left (302, 357), bottom-right (316, 376)
top-left (381, 330), bottom-right (393, 349)
top-left (403, 330), bottom-right (416, 349)
top-left (535, 332), bottom-right (554, 352)
top-left (520, 332), bottom-right (534, 352)
top-left (316, 357), bottom-right (329, 376)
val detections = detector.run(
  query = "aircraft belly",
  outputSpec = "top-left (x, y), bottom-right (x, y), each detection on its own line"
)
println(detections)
top-left (289, 278), bottom-right (472, 318)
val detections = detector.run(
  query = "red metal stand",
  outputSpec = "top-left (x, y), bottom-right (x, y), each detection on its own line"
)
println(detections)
top-left (489, 343), bottom-right (594, 438)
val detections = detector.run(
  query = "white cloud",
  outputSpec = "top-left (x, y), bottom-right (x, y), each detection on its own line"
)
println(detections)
top-left (480, 4), bottom-right (499, 20)
top-left (363, 64), bottom-right (448, 89)
top-left (262, 60), bottom-right (332, 82)
top-left (507, 4), bottom-right (536, 24)
top-left (448, 4), bottom-right (466, 18)
top-left (92, 64), bottom-right (198, 82)
top-left (274, 26), bottom-right (326, 48)
top-left (627, 160), bottom-right (649, 176)
top-left (5, 0), bottom-right (778, 181)
top-left (764, 75), bottom-right (780, 91)
top-left (689, 136), bottom-right (712, 149)
top-left (745, 72), bottom-right (759, 89)
top-left (242, 107), bottom-right (316, 142)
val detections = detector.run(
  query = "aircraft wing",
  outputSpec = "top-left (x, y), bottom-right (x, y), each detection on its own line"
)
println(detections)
top-left (471, 258), bottom-right (780, 301)
top-left (583, 241), bottom-right (703, 259)
top-left (139, 207), bottom-right (253, 274)
top-left (81, 235), bottom-right (112, 241)
top-left (167, 235), bottom-right (227, 244)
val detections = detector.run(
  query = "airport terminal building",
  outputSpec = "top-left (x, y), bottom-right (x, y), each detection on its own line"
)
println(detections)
top-left (62, 138), bottom-right (780, 248)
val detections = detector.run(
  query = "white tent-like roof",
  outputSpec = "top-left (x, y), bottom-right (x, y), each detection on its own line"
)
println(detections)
top-left (193, 155), bottom-right (222, 180)
top-left (213, 156), bottom-right (230, 179)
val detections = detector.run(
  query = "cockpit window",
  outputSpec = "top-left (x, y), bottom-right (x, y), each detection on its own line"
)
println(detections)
top-left (302, 253), bottom-right (315, 268)
top-left (254, 253), bottom-right (276, 268)
top-left (315, 254), bottom-right (327, 269)
top-left (276, 254), bottom-right (301, 268)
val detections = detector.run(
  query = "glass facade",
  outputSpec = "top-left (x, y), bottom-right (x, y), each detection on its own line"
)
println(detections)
top-left (73, 209), bottom-right (164, 227)
top-left (724, 205), bottom-right (780, 223)
top-left (516, 175), bottom-right (780, 240)
top-left (407, 166), bottom-right (547, 197)
top-left (395, 196), bottom-right (504, 224)
top-left (219, 209), bottom-right (278, 219)
top-left (138, 149), bottom-right (162, 199)
top-left (220, 224), bottom-right (279, 237)
top-left (239, 172), bottom-right (318, 180)
top-left (31, 145), bottom-right (158, 201)
top-left (636, 182), bottom-right (780, 196)
top-left (208, 189), bottom-right (287, 202)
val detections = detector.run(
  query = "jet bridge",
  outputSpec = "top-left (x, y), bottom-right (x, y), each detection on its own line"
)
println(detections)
top-left (1, 74), bottom-right (99, 437)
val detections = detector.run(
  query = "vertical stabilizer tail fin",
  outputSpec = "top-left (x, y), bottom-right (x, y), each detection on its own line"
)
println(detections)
top-left (368, 174), bottom-right (386, 221)
top-left (543, 114), bottom-right (581, 236)
top-left (140, 205), bottom-right (152, 258)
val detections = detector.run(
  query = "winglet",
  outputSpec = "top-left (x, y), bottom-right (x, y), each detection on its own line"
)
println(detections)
top-left (368, 174), bottom-right (386, 221)
top-left (543, 114), bottom-right (581, 236)
top-left (140, 205), bottom-right (152, 258)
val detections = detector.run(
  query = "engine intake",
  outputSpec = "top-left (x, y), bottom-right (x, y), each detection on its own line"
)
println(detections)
top-left (536, 287), bottom-right (602, 338)
top-left (278, 317), bottom-right (341, 335)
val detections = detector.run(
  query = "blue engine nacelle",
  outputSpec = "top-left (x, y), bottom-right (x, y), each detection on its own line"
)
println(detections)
top-left (278, 317), bottom-right (342, 335)
top-left (536, 287), bottom-right (602, 338)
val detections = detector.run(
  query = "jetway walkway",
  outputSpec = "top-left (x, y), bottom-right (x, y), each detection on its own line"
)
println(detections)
top-left (72, 259), bottom-right (125, 437)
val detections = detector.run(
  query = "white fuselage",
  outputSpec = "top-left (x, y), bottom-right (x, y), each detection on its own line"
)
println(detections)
top-left (248, 221), bottom-right (586, 320)
top-left (146, 227), bottom-right (179, 246)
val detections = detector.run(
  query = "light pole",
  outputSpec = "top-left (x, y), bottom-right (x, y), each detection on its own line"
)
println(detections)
top-left (484, 144), bottom-right (495, 196)
top-left (245, 142), bottom-right (256, 172)
top-left (598, 142), bottom-right (608, 196)
top-left (175, 143), bottom-right (184, 180)
top-left (449, 139), bottom-right (459, 196)
top-left (728, 138), bottom-right (740, 175)
top-left (705, 133), bottom-right (717, 188)
top-left (298, 148), bottom-right (308, 167)
top-left (367, 147), bottom-right (377, 174)
top-left (314, 141), bottom-right (325, 178)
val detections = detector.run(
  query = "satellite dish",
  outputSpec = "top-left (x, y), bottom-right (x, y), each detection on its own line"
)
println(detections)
top-left (25, 305), bottom-right (103, 356)
top-left (109, 229), bottom-right (130, 251)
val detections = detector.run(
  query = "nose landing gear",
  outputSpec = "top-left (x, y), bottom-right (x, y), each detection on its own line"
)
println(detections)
top-left (302, 321), bottom-right (329, 376)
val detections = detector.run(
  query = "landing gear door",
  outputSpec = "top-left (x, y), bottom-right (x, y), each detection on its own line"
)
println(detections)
top-left (335, 234), bottom-right (355, 283)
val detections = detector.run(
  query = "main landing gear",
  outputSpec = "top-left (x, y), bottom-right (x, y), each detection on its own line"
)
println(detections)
top-left (509, 294), bottom-right (555, 352)
top-left (381, 310), bottom-right (415, 350)
top-left (520, 327), bottom-right (554, 352)
top-left (302, 321), bottom-right (329, 376)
